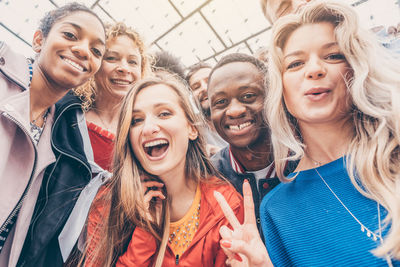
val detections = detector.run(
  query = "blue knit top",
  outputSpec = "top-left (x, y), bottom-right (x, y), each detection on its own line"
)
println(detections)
top-left (260, 157), bottom-right (399, 266)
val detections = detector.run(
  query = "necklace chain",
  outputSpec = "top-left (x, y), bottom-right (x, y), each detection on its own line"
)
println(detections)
top-left (94, 109), bottom-right (112, 132)
top-left (310, 157), bottom-right (393, 266)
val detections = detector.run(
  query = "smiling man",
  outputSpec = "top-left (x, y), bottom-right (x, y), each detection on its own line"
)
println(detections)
top-left (208, 53), bottom-right (287, 233)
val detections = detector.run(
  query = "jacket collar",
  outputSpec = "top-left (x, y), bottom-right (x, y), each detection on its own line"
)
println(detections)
top-left (0, 42), bottom-right (31, 91)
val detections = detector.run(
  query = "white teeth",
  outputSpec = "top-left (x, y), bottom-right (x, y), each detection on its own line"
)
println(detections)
top-left (229, 121), bottom-right (252, 131)
top-left (112, 79), bottom-right (131, 85)
top-left (63, 58), bottom-right (84, 72)
top-left (144, 139), bottom-right (168, 148)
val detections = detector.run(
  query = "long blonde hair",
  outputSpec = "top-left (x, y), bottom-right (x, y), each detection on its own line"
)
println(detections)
top-left (73, 22), bottom-right (152, 111)
top-left (266, 0), bottom-right (400, 258)
top-left (85, 74), bottom-right (222, 266)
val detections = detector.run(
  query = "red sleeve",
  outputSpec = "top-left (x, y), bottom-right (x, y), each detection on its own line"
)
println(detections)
top-left (116, 227), bottom-right (157, 266)
top-left (85, 187), bottom-right (110, 267)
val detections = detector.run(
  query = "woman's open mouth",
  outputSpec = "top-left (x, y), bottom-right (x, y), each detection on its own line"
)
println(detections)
top-left (143, 139), bottom-right (169, 158)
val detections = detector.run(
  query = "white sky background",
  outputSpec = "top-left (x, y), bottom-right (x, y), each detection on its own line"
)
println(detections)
top-left (0, 0), bottom-right (399, 66)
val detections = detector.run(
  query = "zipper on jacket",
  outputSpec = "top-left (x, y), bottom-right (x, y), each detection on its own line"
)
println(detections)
top-left (0, 112), bottom-right (37, 239)
top-left (175, 254), bottom-right (179, 265)
top-left (28, 103), bottom-right (91, 233)
top-left (50, 103), bottom-right (91, 174)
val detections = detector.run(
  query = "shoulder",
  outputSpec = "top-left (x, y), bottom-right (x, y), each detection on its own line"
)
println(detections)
top-left (211, 146), bottom-right (229, 166)
top-left (201, 177), bottom-right (242, 210)
top-left (0, 42), bottom-right (31, 92)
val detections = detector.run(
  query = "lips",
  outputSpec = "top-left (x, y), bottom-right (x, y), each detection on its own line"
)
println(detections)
top-left (61, 56), bottom-right (87, 72)
top-left (143, 139), bottom-right (169, 158)
top-left (305, 87), bottom-right (331, 101)
top-left (110, 78), bottom-right (133, 86)
top-left (226, 120), bottom-right (253, 131)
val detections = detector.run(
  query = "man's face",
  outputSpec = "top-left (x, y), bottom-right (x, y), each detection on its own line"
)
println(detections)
top-left (208, 62), bottom-right (267, 149)
top-left (266, 0), bottom-right (312, 23)
top-left (188, 67), bottom-right (212, 117)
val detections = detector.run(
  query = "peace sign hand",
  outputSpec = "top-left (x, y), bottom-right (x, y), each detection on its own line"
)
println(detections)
top-left (214, 180), bottom-right (273, 267)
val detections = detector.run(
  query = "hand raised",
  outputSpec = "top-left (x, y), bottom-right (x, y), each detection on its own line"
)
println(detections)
top-left (214, 180), bottom-right (273, 267)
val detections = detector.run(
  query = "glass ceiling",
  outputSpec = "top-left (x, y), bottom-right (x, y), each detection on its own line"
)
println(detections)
top-left (1, 0), bottom-right (399, 67)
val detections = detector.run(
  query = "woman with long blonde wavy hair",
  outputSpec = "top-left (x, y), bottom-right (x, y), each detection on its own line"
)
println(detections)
top-left (83, 74), bottom-right (243, 266)
top-left (214, 1), bottom-right (400, 266)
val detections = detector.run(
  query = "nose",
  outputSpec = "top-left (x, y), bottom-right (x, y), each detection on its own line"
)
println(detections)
top-left (305, 56), bottom-right (326, 80)
top-left (142, 117), bottom-right (160, 136)
top-left (71, 40), bottom-right (90, 60)
top-left (226, 99), bottom-right (246, 118)
top-left (116, 59), bottom-right (131, 74)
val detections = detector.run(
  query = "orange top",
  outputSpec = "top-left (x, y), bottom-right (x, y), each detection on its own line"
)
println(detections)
top-left (169, 184), bottom-right (201, 256)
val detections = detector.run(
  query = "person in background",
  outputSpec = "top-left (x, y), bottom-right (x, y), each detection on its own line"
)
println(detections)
top-left (208, 53), bottom-right (295, 234)
top-left (260, 0), bottom-right (312, 24)
top-left (216, 1), bottom-right (400, 266)
top-left (152, 50), bottom-right (186, 80)
top-left (0, 3), bottom-right (106, 266)
top-left (260, 0), bottom-right (400, 56)
top-left (74, 22), bottom-right (151, 171)
top-left (186, 62), bottom-right (227, 156)
top-left (83, 75), bottom-right (243, 266)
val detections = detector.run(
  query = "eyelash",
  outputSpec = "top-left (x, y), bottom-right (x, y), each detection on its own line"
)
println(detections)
top-left (63, 32), bottom-right (77, 40)
top-left (326, 53), bottom-right (345, 60)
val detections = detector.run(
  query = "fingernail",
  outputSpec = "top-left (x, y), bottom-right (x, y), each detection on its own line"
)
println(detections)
top-left (234, 253), bottom-right (242, 262)
top-left (221, 240), bottom-right (231, 248)
top-left (244, 179), bottom-right (249, 184)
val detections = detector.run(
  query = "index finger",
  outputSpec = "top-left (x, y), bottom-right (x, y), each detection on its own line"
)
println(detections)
top-left (214, 191), bottom-right (241, 229)
top-left (243, 180), bottom-right (256, 225)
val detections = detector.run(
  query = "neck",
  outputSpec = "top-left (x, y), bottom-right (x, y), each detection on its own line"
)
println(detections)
top-left (230, 132), bottom-right (273, 171)
top-left (87, 94), bottom-right (122, 133)
top-left (162, 170), bottom-right (197, 222)
top-left (297, 118), bottom-right (353, 171)
top-left (29, 64), bottom-right (69, 124)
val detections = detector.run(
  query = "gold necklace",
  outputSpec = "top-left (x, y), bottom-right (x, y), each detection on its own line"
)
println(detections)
top-left (93, 109), bottom-right (112, 132)
top-left (308, 154), bottom-right (393, 266)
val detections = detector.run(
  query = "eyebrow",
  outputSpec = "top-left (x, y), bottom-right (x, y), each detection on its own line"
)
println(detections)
top-left (284, 42), bottom-right (339, 59)
top-left (132, 102), bottom-right (172, 113)
top-left (62, 22), bottom-right (105, 46)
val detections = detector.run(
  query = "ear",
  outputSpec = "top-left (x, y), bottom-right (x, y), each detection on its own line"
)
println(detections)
top-left (188, 125), bottom-right (198, 141)
top-left (32, 30), bottom-right (44, 53)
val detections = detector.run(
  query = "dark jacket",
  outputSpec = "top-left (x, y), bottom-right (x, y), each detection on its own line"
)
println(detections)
top-left (211, 146), bottom-right (297, 234)
top-left (18, 92), bottom-right (92, 267)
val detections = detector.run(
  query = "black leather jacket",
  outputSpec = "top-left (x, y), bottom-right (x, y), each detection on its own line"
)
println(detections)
top-left (18, 92), bottom-right (92, 267)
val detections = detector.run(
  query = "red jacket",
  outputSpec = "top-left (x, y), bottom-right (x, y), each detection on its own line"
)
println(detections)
top-left (116, 179), bottom-right (244, 267)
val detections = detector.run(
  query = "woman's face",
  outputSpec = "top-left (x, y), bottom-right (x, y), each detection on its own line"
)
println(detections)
top-left (94, 35), bottom-right (142, 100)
top-left (282, 22), bottom-right (352, 127)
top-left (33, 11), bottom-right (105, 90)
top-left (129, 84), bottom-right (197, 179)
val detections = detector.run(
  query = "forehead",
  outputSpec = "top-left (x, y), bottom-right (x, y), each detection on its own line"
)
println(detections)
top-left (189, 68), bottom-right (211, 84)
top-left (283, 22), bottom-right (336, 54)
top-left (208, 62), bottom-right (263, 95)
top-left (134, 84), bottom-right (181, 110)
top-left (107, 35), bottom-right (140, 54)
top-left (51, 11), bottom-right (105, 41)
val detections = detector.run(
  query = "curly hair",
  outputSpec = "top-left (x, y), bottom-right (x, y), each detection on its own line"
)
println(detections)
top-left (73, 22), bottom-right (152, 111)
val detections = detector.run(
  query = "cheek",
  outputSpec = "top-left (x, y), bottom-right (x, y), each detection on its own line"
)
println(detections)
top-left (129, 129), bottom-right (141, 156)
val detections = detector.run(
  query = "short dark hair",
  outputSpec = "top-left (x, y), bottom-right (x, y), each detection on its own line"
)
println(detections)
top-left (209, 53), bottom-right (267, 86)
top-left (39, 2), bottom-right (104, 38)
top-left (185, 62), bottom-right (212, 84)
top-left (152, 51), bottom-right (186, 80)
